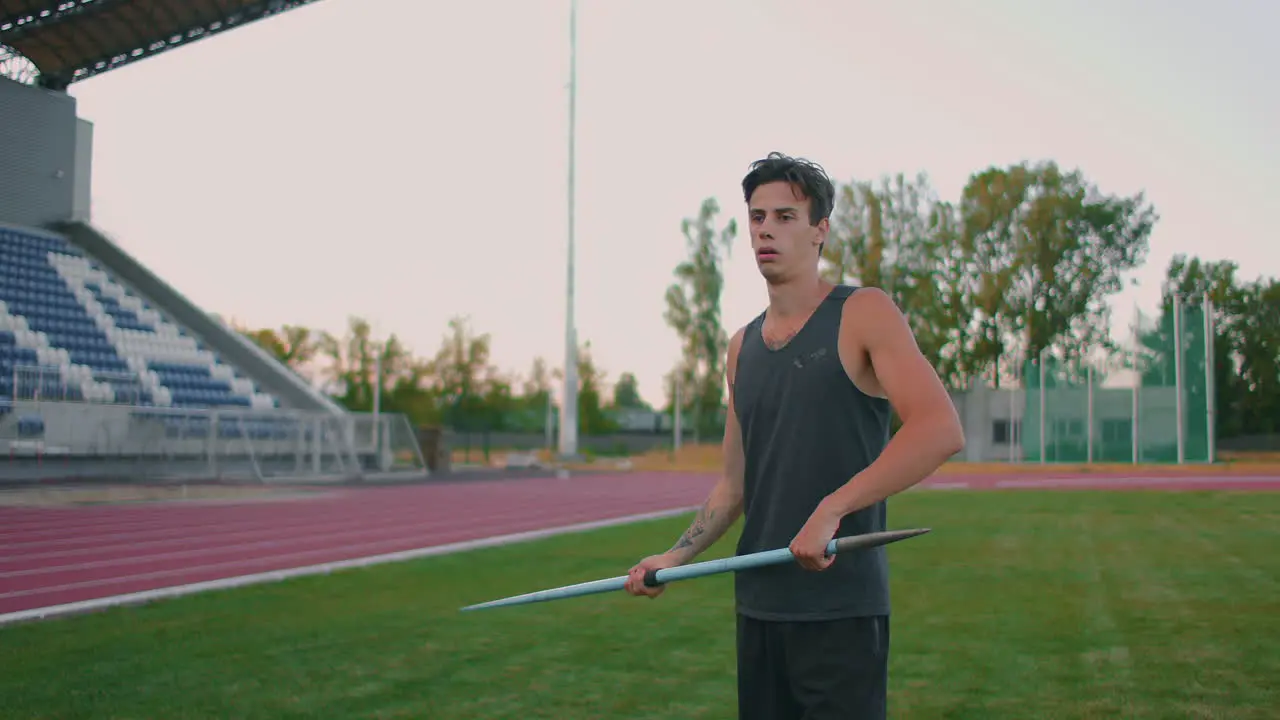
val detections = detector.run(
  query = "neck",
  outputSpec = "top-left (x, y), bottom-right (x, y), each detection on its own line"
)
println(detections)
top-left (766, 273), bottom-right (832, 319)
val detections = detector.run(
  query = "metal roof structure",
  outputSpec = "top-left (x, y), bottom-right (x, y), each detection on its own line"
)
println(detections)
top-left (0, 0), bottom-right (323, 90)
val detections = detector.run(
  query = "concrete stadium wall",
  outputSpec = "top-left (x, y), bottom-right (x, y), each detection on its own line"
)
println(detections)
top-left (0, 78), bottom-right (82, 226)
top-left (72, 117), bottom-right (94, 223)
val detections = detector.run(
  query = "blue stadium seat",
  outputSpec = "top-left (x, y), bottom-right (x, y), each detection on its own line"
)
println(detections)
top-left (0, 227), bottom-right (281, 410)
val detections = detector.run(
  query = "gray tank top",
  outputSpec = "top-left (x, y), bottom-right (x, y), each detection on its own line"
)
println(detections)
top-left (731, 284), bottom-right (894, 621)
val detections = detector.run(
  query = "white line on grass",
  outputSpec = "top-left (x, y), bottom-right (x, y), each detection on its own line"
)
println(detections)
top-left (993, 475), bottom-right (1280, 488)
top-left (0, 505), bottom-right (699, 627)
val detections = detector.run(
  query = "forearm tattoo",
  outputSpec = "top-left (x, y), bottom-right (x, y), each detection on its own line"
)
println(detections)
top-left (671, 500), bottom-right (716, 554)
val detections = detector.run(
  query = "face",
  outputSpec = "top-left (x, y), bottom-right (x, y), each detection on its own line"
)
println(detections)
top-left (747, 181), bottom-right (829, 283)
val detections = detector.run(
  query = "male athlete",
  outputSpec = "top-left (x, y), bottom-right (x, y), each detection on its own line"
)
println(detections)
top-left (624, 152), bottom-right (964, 719)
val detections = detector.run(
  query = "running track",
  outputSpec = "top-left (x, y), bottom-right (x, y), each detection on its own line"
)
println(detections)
top-left (2, 470), bottom-right (1278, 624)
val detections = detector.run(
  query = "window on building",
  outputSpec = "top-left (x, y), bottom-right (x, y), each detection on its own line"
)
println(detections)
top-left (992, 419), bottom-right (1021, 444)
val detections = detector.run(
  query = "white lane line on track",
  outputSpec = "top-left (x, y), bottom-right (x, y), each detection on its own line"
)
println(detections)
top-left (0, 505), bottom-right (700, 626)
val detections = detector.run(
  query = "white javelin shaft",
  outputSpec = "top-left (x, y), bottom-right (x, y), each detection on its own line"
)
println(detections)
top-left (459, 527), bottom-right (930, 612)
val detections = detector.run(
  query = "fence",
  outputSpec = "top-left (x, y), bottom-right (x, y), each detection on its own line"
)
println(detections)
top-left (1020, 294), bottom-right (1215, 464)
top-left (1, 365), bottom-right (427, 482)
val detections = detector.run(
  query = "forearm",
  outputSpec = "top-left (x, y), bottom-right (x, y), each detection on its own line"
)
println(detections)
top-left (824, 411), bottom-right (963, 518)
top-left (667, 476), bottom-right (743, 564)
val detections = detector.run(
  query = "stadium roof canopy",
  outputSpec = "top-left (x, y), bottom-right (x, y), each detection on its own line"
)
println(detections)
top-left (1, 0), bottom-right (323, 90)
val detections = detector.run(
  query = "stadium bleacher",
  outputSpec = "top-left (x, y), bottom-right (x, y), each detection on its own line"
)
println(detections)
top-left (0, 225), bottom-right (279, 410)
top-left (0, 0), bottom-right (427, 482)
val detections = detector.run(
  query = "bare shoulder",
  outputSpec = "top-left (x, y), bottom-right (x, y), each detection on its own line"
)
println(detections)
top-left (838, 287), bottom-right (954, 423)
top-left (726, 324), bottom-right (747, 388)
top-left (836, 288), bottom-right (905, 398)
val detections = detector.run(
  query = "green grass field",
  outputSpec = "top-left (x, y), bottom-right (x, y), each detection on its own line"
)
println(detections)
top-left (2, 490), bottom-right (1277, 719)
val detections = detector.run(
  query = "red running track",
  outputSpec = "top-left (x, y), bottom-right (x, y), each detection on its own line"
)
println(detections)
top-left (2, 469), bottom-right (1277, 620)
top-left (0, 472), bottom-right (716, 618)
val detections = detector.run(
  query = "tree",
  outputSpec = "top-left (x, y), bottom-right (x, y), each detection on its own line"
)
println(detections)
top-left (317, 316), bottom-right (411, 412)
top-left (821, 173), bottom-right (971, 388)
top-left (426, 316), bottom-right (496, 433)
top-left (1232, 278), bottom-right (1280, 435)
top-left (611, 372), bottom-right (647, 410)
top-left (574, 340), bottom-right (615, 435)
top-left (663, 197), bottom-right (737, 441)
top-left (960, 161), bottom-right (1157, 379)
top-left (231, 322), bottom-right (321, 378)
top-left (1137, 254), bottom-right (1280, 442)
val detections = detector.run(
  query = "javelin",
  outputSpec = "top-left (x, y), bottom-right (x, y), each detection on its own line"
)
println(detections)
top-left (459, 527), bottom-right (930, 612)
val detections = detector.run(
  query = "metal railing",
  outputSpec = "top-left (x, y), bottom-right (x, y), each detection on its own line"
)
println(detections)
top-left (1, 364), bottom-right (427, 482)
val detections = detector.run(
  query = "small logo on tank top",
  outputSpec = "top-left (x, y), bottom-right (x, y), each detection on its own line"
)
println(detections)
top-left (793, 346), bottom-right (828, 369)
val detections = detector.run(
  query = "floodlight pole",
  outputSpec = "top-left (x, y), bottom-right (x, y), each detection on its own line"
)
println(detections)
top-left (558, 0), bottom-right (580, 459)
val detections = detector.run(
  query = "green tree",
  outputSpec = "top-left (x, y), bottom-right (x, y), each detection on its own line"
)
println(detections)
top-left (425, 316), bottom-right (496, 433)
top-left (318, 316), bottom-right (411, 413)
top-left (822, 173), bottom-right (970, 388)
top-left (574, 340), bottom-right (614, 435)
top-left (1232, 277), bottom-right (1280, 435)
top-left (1136, 255), bottom-right (1280, 442)
top-left (960, 161), bottom-right (1157, 378)
top-left (663, 197), bottom-right (737, 441)
top-left (232, 322), bottom-right (321, 379)
top-left (611, 372), bottom-right (647, 410)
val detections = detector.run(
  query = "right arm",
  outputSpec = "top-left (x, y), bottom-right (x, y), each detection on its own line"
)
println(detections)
top-left (624, 329), bottom-right (746, 597)
top-left (666, 378), bottom-right (745, 565)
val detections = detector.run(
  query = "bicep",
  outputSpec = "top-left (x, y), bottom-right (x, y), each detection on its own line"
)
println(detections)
top-left (721, 328), bottom-right (746, 492)
top-left (855, 291), bottom-right (955, 424)
top-left (722, 391), bottom-right (745, 489)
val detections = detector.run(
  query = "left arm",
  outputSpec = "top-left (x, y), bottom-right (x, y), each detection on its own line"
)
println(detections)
top-left (791, 288), bottom-right (965, 569)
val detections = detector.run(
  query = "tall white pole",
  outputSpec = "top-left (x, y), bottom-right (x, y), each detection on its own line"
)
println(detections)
top-left (1204, 293), bottom-right (1216, 463)
top-left (1132, 384), bottom-right (1140, 464)
top-left (673, 369), bottom-right (682, 453)
top-left (558, 0), bottom-right (579, 458)
top-left (1039, 347), bottom-right (1046, 464)
top-left (1008, 355), bottom-right (1016, 463)
top-left (1174, 293), bottom-right (1185, 464)
top-left (1086, 364), bottom-right (1094, 464)
top-left (545, 388), bottom-right (554, 451)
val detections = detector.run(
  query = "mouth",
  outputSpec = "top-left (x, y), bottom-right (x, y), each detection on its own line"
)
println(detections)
top-left (756, 246), bottom-right (779, 262)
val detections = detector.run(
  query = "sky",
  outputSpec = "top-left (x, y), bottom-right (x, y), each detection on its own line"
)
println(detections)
top-left (64, 0), bottom-right (1278, 409)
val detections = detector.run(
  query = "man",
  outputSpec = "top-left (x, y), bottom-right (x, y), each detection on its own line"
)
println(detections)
top-left (624, 152), bottom-right (964, 719)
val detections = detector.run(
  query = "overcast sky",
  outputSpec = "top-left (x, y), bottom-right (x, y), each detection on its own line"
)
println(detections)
top-left (65, 0), bottom-right (1278, 408)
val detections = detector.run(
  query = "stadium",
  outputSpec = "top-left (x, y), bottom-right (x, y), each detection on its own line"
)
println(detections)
top-left (0, 0), bottom-right (425, 483)
top-left (2, 3), bottom-right (1277, 717)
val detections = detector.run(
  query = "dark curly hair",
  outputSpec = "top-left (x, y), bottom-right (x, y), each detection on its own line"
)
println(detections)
top-left (741, 152), bottom-right (835, 226)
top-left (741, 152), bottom-right (835, 254)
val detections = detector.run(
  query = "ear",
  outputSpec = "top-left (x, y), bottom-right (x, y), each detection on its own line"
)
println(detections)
top-left (815, 217), bottom-right (829, 248)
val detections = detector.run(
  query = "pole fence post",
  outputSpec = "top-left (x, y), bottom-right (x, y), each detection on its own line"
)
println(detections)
top-left (1039, 347), bottom-right (1046, 464)
top-left (1086, 364), bottom-right (1094, 464)
top-left (1204, 293), bottom-right (1216, 463)
top-left (1174, 293), bottom-right (1185, 464)
top-left (673, 368), bottom-right (682, 454)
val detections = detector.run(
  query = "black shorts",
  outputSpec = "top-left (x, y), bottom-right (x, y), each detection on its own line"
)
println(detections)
top-left (736, 613), bottom-right (889, 720)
